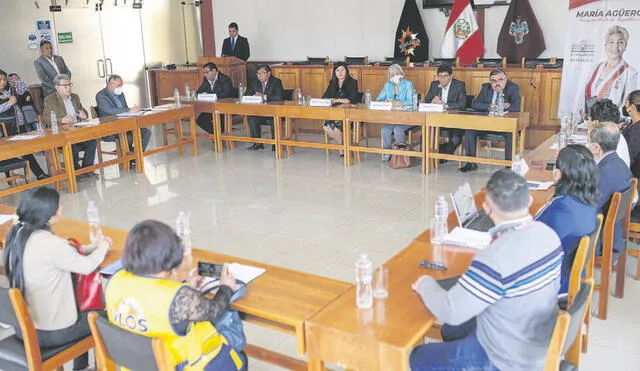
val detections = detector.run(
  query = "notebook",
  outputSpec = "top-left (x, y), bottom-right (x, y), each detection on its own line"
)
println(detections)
top-left (450, 182), bottom-right (495, 232)
top-left (199, 263), bottom-right (266, 293)
top-left (441, 227), bottom-right (491, 250)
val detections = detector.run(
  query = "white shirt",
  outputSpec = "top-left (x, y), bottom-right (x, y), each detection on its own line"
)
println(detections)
top-left (62, 96), bottom-right (76, 122)
top-left (617, 134), bottom-right (631, 168)
top-left (440, 83), bottom-right (450, 104)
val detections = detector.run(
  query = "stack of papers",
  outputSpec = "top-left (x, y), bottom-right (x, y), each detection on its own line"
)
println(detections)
top-left (527, 181), bottom-right (554, 191)
top-left (568, 134), bottom-right (587, 145)
top-left (116, 111), bottom-right (144, 117)
top-left (442, 227), bottom-right (491, 250)
top-left (199, 263), bottom-right (266, 292)
top-left (74, 119), bottom-right (100, 127)
top-left (0, 214), bottom-right (15, 225)
top-left (8, 134), bottom-right (40, 141)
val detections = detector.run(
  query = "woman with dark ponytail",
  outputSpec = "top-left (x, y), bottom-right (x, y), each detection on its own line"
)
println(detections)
top-left (4, 187), bottom-right (111, 371)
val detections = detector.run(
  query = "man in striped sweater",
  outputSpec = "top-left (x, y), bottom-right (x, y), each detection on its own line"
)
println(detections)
top-left (410, 169), bottom-right (563, 371)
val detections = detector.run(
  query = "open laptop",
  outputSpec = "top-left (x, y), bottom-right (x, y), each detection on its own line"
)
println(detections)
top-left (450, 182), bottom-right (495, 232)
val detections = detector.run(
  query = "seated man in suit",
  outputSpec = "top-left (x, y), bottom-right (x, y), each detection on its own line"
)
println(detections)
top-left (43, 74), bottom-right (97, 180)
top-left (588, 99), bottom-right (631, 167)
top-left (424, 64), bottom-right (467, 159)
top-left (195, 62), bottom-right (234, 134)
top-left (588, 121), bottom-right (632, 254)
top-left (96, 74), bottom-right (151, 166)
top-left (459, 69), bottom-right (521, 173)
top-left (34, 40), bottom-right (72, 97)
top-left (221, 22), bottom-right (250, 61)
top-left (245, 64), bottom-right (284, 151)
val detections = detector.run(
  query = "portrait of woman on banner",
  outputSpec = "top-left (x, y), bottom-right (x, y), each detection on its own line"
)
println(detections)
top-left (578, 25), bottom-right (639, 115)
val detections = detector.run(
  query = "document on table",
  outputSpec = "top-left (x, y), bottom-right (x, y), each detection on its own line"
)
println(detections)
top-left (0, 214), bottom-right (15, 225)
top-left (151, 106), bottom-right (172, 111)
top-left (527, 181), bottom-right (554, 191)
top-left (198, 263), bottom-right (266, 293)
top-left (116, 111), bottom-right (144, 117)
top-left (7, 134), bottom-right (40, 141)
top-left (442, 227), bottom-right (491, 250)
top-left (74, 119), bottom-right (100, 127)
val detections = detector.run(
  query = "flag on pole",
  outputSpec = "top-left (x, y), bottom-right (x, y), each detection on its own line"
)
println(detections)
top-left (497, 0), bottom-right (546, 64)
top-left (394, 0), bottom-right (429, 62)
top-left (441, 0), bottom-right (484, 65)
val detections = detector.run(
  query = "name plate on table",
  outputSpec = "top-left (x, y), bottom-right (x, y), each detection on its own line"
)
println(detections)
top-left (369, 101), bottom-right (393, 111)
top-left (197, 93), bottom-right (217, 102)
top-left (418, 103), bottom-right (445, 113)
top-left (241, 96), bottom-right (264, 104)
top-left (309, 98), bottom-right (332, 107)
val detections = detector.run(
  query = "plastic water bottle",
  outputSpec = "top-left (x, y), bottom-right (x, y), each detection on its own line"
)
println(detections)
top-left (296, 88), bottom-right (303, 105)
top-left (176, 211), bottom-right (192, 256)
top-left (238, 83), bottom-right (245, 101)
top-left (512, 154), bottom-right (522, 174)
top-left (364, 89), bottom-right (372, 108)
top-left (497, 93), bottom-right (505, 117)
top-left (184, 84), bottom-right (191, 99)
top-left (49, 111), bottom-right (58, 134)
top-left (558, 119), bottom-right (568, 150)
top-left (355, 253), bottom-right (373, 309)
top-left (173, 88), bottom-right (181, 108)
top-left (430, 196), bottom-right (449, 245)
top-left (87, 201), bottom-right (102, 243)
top-left (412, 89), bottom-right (419, 111)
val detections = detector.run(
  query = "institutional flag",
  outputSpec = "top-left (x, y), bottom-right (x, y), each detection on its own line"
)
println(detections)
top-left (394, 0), bottom-right (429, 62)
top-left (497, 0), bottom-right (546, 64)
top-left (441, 0), bottom-right (484, 65)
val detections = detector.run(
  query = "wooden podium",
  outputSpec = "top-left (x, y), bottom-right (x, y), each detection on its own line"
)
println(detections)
top-left (198, 57), bottom-right (246, 87)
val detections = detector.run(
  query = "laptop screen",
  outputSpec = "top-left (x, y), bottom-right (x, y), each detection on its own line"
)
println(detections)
top-left (450, 182), bottom-right (477, 226)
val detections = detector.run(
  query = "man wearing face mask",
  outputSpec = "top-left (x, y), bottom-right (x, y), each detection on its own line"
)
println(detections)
top-left (96, 75), bottom-right (151, 163)
top-left (459, 69), bottom-right (521, 173)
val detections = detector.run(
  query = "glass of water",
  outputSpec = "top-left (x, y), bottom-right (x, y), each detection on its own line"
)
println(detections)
top-left (373, 266), bottom-right (389, 299)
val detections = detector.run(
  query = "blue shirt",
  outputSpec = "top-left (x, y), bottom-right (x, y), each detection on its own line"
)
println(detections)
top-left (108, 90), bottom-right (123, 109)
top-left (536, 194), bottom-right (598, 295)
top-left (376, 79), bottom-right (414, 106)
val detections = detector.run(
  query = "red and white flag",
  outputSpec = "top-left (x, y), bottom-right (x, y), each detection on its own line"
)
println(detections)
top-left (441, 0), bottom-right (484, 65)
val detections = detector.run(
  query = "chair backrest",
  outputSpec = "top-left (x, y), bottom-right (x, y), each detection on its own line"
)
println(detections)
top-left (344, 56), bottom-right (368, 65)
top-left (544, 310), bottom-right (571, 371)
top-left (88, 312), bottom-right (172, 371)
top-left (3, 288), bottom-right (44, 369)
top-left (466, 94), bottom-right (475, 109)
top-left (282, 89), bottom-right (294, 101)
top-left (603, 179), bottom-right (636, 252)
top-left (307, 56), bottom-right (328, 64)
top-left (621, 178), bottom-right (638, 238)
top-left (356, 92), bottom-right (364, 104)
top-left (0, 122), bottom-right (7, 137)
top-left (562, 278), bottom-right (595, 366)
top-left (519, 96), bottom-right (525, 112)
top-left (430, 57), bottom-right (460, 67)
top-left (585, 214), bottom-right (604, 281)
top-left (567, 235), bottom-right (590, 306)
top-left (90, 106), bottom-right (98, 119)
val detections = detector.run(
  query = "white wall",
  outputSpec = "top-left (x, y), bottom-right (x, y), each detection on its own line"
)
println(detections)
top-left (213, 0), bottom-right (569, 61)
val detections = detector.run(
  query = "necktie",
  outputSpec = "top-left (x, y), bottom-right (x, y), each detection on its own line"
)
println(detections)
top-left (262, 82), bottom-right (267, 93)
top-left (231, 37), bottom-right (235, 51)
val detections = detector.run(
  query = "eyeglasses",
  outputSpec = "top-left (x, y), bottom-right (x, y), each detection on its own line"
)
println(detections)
top-left (57, 83), bottom-right (73, 87)
top-left (490, 77), bottom-right (506, 84)
top-left (437, 74), bottom-right (451, 78)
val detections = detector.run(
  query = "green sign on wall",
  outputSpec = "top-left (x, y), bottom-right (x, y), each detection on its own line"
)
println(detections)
top-left (57, 32), bottom-right (73, 44)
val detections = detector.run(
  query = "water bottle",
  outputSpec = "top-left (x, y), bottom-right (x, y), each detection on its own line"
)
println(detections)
top-left (497, 93), bottom-right (505, 117)
top-left (86, 201), bottom-right (102, 243)
top-left (238, 82), bottom-right (245, 101)
top-left (296, 88), bottom-right (303, 105)
top-left (176, 211), bottom-right (192, 256)
top-left (355, 253), bottom-right (373, 309)
top-left (512, 154), bottom-right (522, 175)
top-left (184, 84), bottom-right (191, 99)
top-left (412, 89), bottom-right (419, 111)
top-left (558, 120), bottom-right (568, 150)
top-left (364, 89), bottom-right (371, 108)
top-left (49, 111), bottom-right (58, 134)
top-left (430, 196), bottom-right (449, 245)
top-left (173, 88), bottom-right (181, 108)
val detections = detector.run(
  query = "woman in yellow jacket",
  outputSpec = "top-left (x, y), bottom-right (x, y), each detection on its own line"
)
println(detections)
top-left (105, 220), bottom-right (246, 370)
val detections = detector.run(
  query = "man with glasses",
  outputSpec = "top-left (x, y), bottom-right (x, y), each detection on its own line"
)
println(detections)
top-left (195, 62), bottom-right (233, 135)
top-left (245, 64), bottom-right (284, 151)
top-left (459, 69), bottom-right (521, 173)
top-left (425, 65), bottom-right (467, 159)
top-left (43, 74), bottom-right (97, 180)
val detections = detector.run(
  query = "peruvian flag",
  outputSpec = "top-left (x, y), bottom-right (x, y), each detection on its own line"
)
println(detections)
top-left (441, 0), bottom-right (485, 65)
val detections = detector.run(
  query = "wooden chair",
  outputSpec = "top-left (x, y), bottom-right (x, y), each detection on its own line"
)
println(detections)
top-left (0, 122), bottom-right (30, 186)
top-left (594, 178), bottom-right (637, 320)
top-left (476, 96), bottom-right (525, 159)
top-left (544, 311), bottom-right (570, 371)
top-left (560, 278), bottom-right (596, 370)
top-left (582, 214), bottom-right (603, 353)
top-left (626, 182), bottom-right (640, 279)
top-left (567, 236), bottom-right (590, 307)
top-left (522, 57), bottom-right (559, 68)
top-left (88, 312), bottom-right (172, 371)
top-left (475, 57), bottom-right (507, 69)
top-left (90, 106), bottom-right (124, 166)
top-left (344, 56), bottom-right (368, 65)
top-left (307, 56), bottom-right (329, 64)
top-left (0, 288), bottom-right (94, 371)
top-left (429, 57), bottom-right (460, 67)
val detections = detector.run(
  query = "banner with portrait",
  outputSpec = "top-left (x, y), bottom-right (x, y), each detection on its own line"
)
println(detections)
top-left (559, 0), bottom-right (640, 116)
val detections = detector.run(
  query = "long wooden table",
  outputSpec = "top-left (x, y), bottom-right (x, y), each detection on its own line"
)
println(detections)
top-left (305, 134), bottom-right (559, 371)
top-left (0, 204), bottom-right (351, 371)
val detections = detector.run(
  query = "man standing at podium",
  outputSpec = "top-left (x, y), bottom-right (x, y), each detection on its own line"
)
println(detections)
top-left (221, 22), bottom-right (250, 61)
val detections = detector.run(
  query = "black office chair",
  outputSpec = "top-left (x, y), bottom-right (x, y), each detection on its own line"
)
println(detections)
top-left (559, 279), bottom-right (595, 370)
top-left (344, 56), bottom-right (368, 65)
top-left (283, 89), bottom-right (295, 101)
top-left (0, 122), bottom-right (29, 187)
top-left (429, 57), bottom-right (459, 67)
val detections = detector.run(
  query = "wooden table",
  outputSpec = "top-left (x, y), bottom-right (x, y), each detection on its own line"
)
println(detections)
top-left (305, 133), bottom-right (559, 371)
top-left (0, 129), bottom-right (73, 197)
top-left (61, 117), bottom-right (141, 192)
top-left (344, 106), bottom-right (428, 173)
top-left (0, 205), bottom-right (351, 371)
top-left (425, 111), bottom-right (530, 169)
top-left (135, 104), bottom-right (198, 172)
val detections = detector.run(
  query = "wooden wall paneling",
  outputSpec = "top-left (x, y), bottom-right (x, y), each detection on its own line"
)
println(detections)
top-left (348, 66), bottom-right (364, 92)
top-left (272, 67), bottom-right (300, 91)
top-left (361, 68), bottom-right (388, 98)
top-left (301, 68), bottom-right (328, 98)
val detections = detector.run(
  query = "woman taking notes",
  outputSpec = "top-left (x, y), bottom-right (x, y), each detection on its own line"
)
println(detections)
top-left (376, 64), bottom-right (414, 161)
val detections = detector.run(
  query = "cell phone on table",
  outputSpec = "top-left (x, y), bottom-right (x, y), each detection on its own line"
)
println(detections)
top-left (545, 160), bottom-right (556, 171)
top-left (197, 262), bottom-right (224, 278)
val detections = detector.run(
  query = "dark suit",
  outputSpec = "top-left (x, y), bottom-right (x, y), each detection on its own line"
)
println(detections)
top-left (34, 55), bottom-right (72, 96)
top-left (245, 76), bottom-right (285, 142)
top-left (425, 79), bottom-right (467, 154)
top-left (465, 80), bottom-right (521, 161)
top-left (597, 152), bottom-right (632, 254)
top-left (195, 72), bottom-right (234, 134)
top-left (221, 35), bottom-right (250, 61)
top-left (95, 87), bottom-right (151, 152)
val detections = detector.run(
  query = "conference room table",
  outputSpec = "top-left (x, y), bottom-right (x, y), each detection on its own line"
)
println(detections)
top-left (304, 134), bottom-right (558, 371)
top-left (0, 204), bottom-right (351, 371)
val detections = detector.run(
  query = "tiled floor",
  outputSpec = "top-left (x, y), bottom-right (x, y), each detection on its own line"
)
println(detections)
top-left (2, 133), bottom-right (640, 370)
